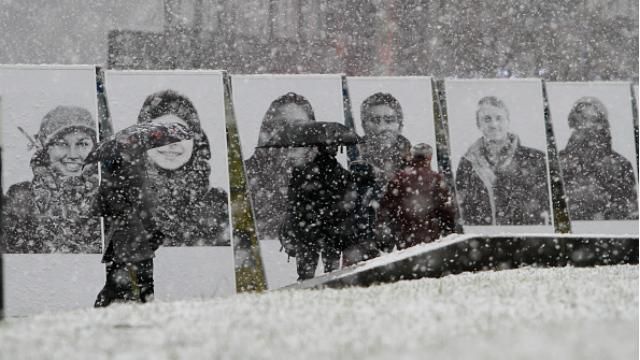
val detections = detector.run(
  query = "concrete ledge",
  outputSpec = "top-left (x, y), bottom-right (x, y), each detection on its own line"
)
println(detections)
top-left (285, 234), bottom-right (639, 290)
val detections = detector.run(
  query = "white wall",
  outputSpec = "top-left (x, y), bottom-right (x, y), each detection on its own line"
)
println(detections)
top-left (3, 247), bottom-right (235, 317)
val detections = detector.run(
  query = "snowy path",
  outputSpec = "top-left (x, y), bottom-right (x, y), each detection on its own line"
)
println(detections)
top-left (0, 265), bottom-right (637, 360)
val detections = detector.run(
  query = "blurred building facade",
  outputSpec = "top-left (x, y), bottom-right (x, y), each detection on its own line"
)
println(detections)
top-left (0, 0), bottom-right (636, 80)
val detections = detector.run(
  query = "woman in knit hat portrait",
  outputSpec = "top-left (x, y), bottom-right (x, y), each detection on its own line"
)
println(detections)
top-left (137, 89), bottom-right (230, 246)
top-left (1, 105), bottom-right (102, 253)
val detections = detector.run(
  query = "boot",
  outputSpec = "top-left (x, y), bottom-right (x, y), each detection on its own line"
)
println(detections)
top-left (131, 259), bottom-right (155, 303)
top-left (94, 262), bottom-right (132, 307)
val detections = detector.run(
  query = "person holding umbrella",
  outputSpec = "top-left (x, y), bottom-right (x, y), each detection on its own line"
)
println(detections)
top-left (92, 120), bottom-right (193, 306)
top-left (273, 122), bottom-right (359, 280)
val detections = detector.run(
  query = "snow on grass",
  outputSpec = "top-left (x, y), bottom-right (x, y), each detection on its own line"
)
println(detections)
top-left (0, 265), bottom-right (637, 360)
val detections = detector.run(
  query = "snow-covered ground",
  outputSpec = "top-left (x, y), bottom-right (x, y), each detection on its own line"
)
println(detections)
top-left (0, 265), bottom-right (637, 360)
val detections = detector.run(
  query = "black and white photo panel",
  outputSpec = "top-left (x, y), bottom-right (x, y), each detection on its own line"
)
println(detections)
top-left (634, 84), bottom-right (639, 131)
top-left (231, 74), bottom-right (345, 288)
top-left (346, 76), bottom-right (438, 172)
top-left (104, 70), bottom-right (235, 297)
top-left (0, 65), bottom-right (101, 254)
top-left (546, 81), bottom-right (638, 235)
top-left (444, 79), bottom-right (554, 234)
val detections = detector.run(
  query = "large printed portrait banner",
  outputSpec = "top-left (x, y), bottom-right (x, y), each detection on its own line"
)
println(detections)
top-left (104, 70), bottom-right (231, 246)
top-left (231, 74), bottom-right (345, 288)
top-left (346, 76), bottom-right (438, 172)
top-left (104, 70), bottom-right (235, 298)
top-left (0, 65), bottom-right (101, 254)
top-left (444, 79), bottom-right (554, 234)
top-left (633, 84), bottom-right (639, 145)
top-left (546, 82), bottom-right (638, 235)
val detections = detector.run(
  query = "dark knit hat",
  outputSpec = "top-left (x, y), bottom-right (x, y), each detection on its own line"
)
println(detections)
top-left (37, 106), bottom-right (96, 147)
top-left (411, 142), bottom-right (433, 159)
top-left (137, 89), bottom-right (201, 130)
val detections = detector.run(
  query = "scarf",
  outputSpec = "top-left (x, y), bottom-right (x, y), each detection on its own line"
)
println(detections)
top-left (26, 156), bottom-right (101, 253)
top-left (462, 133), bottom-right (519, 225)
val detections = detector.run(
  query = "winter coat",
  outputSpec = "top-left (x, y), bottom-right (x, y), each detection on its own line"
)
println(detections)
top-left (359, 134), bottom-right (411, 252)
top-left (559, 128), bottom-right (638, 220)
top-left (359, 134), bottom-right (411, 191)
top-left (245, 148), bottom-right (295, 240)
top-left (455, 134), bottom-right (550, 226)
top-left (379, 157), bottom-right (455, 250)
top-left (1, 161), bottom-right (101, 253)
top-left (285, 152), bottom-right (356, 250)
top-left (93, 153), bottom-right (160, 264)
top-left (347, 160), bottom-right (379, 250)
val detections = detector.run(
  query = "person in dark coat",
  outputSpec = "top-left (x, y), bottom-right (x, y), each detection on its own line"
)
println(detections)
top-left (1, 106), bottom-right (101, 253)
top-left (284, 144), bottom-right (356, 280)
top-left (378, 143), bottom-right (456, 250)
top-left (244, 92), bottom-right (318, 240)
top-left (137, 90), bottom-right (229, 246)
top-left (356, 93), bottom-right (413, 253)
top-left (93, 146), bottom-right (163, 306)
top-left (455, 96), bottom-right (551, 226)
top-left (558, 97), bottom-right (638, 220)
top-left (342, 159), bottom-right (379, 266)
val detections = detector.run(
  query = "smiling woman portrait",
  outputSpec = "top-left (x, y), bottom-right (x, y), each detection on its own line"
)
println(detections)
top-left (1, 105), bottom-right (102, 253)
top-left (136, 89), bottom-right (230, 246)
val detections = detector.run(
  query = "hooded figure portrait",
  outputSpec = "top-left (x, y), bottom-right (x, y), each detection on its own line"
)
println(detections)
top-left (137, 89), bottom-right (230, 246)
top-left (1, 105), bottom-right (101, 253)
top-left (455, 96), bottom-right (550, 226)
top-left (244, 92), bottom-right (318, 240)
top-left (558, 97), bottom-right (638, 220)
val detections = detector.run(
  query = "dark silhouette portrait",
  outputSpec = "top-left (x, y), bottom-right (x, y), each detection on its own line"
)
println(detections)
top-left (137, 89), bottom-right (230, 246)
top-left (2, 106), bottom-right (101, 253)
top-left (558, 96), bottom-right (638, 220)
top-left (244, 92), bottom-right (318, 239)
top-left (455, 96), bottom-right (550, 225)
top-left (358, 92), bottom-right (411, 187)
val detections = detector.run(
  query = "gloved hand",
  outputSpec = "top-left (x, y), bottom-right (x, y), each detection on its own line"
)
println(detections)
top-left (149, 230), bottom-right (165, 251)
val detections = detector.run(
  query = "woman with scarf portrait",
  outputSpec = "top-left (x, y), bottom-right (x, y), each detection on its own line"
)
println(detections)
top-left (137, 89), bottom-right (230, 246)
top-left (558, 97), bottom-right (638, 220)
top-left (1, 106), bottom-right (101, 253)
top-left (455, 96), bottom-right (551, 226)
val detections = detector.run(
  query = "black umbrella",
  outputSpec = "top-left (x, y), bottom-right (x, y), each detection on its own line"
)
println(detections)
top-left (258, 121), bottom-right (361, 148)
top-left (85, 122), bottom-right (193, 163)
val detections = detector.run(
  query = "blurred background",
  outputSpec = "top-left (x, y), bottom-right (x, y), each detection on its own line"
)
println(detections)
top-left (0, 0), bottom-right (637, 80)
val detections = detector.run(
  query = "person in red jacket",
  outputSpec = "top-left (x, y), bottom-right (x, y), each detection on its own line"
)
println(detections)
top-left (378, 143), bottom-right (456, 250)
